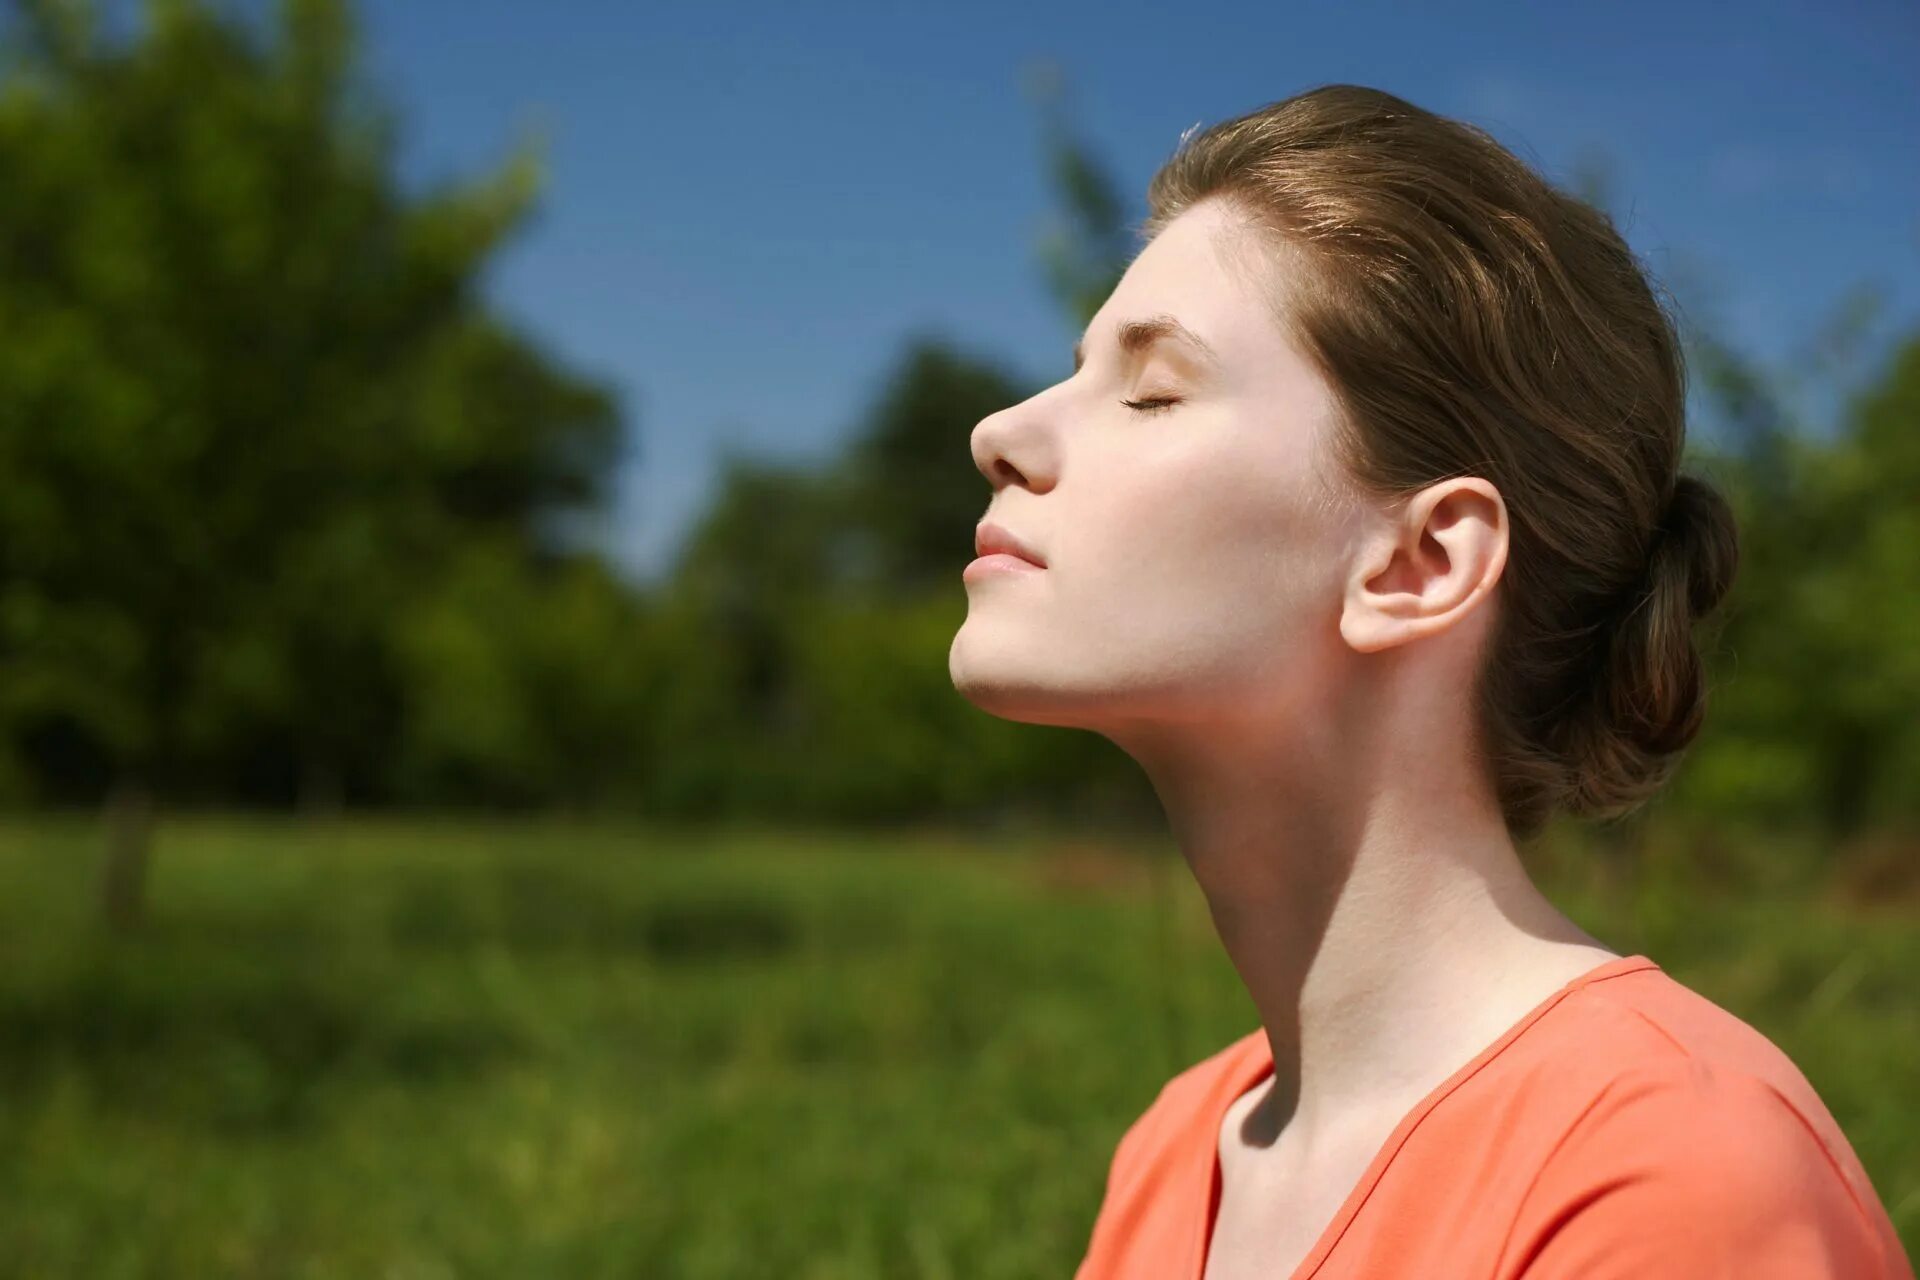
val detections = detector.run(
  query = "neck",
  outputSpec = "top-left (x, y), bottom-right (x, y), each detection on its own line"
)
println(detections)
top-left (1115, 700), bottom-right (1610, 1151)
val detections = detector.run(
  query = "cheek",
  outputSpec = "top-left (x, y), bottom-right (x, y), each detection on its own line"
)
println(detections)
top-left (1065, 438), bottom-right (1338, 654)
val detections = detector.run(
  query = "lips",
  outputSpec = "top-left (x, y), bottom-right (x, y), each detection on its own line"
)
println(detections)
top-left (974, 520), bottom-right (1046, 568)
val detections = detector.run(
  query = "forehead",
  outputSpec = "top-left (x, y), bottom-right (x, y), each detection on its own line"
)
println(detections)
top-left (1094, 200), bottom-right (1286, 365)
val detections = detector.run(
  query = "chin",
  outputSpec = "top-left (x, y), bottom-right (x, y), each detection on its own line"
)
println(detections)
top-left (949, 634), bottom-right (1024, 713)
top-left (949, 637), bottom-right (1108, 729)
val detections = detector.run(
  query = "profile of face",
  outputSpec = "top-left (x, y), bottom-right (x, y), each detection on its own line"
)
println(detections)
top-left (950, 196), bottom-right (1505, 752)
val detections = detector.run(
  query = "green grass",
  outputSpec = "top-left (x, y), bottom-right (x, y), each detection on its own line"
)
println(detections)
top-left (0, 815), bottom-right (1912, 1277)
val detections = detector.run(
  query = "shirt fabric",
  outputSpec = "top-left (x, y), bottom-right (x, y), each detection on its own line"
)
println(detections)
top-left (1072, 953), bottom-right (1914, 1279)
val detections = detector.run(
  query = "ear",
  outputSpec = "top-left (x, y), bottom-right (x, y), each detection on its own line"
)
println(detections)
top-left (1339, 478), bottom-right (1507, 655)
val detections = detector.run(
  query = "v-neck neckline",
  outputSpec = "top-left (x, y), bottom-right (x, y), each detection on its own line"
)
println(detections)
top-left (1190, 952), bottom-right (1660, 1280)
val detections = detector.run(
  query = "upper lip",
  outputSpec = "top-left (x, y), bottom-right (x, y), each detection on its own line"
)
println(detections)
top-left (974, 520), bottom-right (1047, 567)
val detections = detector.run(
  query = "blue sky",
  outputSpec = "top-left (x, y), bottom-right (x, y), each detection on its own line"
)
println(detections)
top-left (342, 0), bottom-right (1919, 584)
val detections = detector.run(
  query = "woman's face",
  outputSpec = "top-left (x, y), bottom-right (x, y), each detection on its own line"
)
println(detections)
top-left (950, 197), bottom-right (1364, 740)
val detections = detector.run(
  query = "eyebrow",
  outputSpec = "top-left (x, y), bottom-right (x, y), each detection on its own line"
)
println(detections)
top-left (1072, 314), bottom-right (1221, 374)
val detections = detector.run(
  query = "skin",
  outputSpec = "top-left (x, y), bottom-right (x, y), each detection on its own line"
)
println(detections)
top-left (949, 196), bottom-right (1618, 1279)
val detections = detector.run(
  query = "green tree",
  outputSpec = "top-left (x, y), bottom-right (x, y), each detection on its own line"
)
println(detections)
top-left (1676, 320), bottom-right (1920, 840)
top-left (0, 0), bottom-right (623, 926)
top-left (1023, 57), bottom-right (1134, 330)
top-left (842, 336), bottom-right (1036, 594)
top-left (388, 536), bottom-right (655, 811)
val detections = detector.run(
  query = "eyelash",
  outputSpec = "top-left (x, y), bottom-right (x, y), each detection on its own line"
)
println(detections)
top-left (1120, 396), bottom-right (1182, 415)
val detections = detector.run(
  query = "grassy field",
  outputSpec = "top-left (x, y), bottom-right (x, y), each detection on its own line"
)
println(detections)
top-left (0, 814), bottom-right (1913, 1277)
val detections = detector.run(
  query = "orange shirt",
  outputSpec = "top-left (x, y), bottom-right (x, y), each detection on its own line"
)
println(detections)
top-left (1073, 954), bottom-right (1914, 1279)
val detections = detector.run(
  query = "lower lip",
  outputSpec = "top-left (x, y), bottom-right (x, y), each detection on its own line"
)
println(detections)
top-left (964, 553), bottom-right (1045, 581)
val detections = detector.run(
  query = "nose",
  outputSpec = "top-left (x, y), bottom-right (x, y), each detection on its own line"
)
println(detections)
top-left (971, 391), bottom-right (1055, 492)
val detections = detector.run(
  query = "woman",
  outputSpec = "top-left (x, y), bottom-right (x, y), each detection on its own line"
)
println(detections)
top-left (950, 85), bottom-right (1911, 1279)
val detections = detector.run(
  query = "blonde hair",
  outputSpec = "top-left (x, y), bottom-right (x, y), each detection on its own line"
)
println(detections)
top-left (1144, 84), bottom-right (1739, 840)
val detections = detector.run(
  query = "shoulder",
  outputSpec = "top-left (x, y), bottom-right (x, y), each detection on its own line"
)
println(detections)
top-left (1539, 1058), bottom-right (1859, 1198)
top-left (1562, 966), bottom-right (1894, 1210)
top-left (1502, 1040), bottom-right (1909, 1277)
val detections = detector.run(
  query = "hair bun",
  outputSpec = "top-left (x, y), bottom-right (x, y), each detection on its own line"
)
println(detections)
top-left (1565, 470), bottom-right (1741, 817)
top-left (1662, 473), bottom-right (1739, 622)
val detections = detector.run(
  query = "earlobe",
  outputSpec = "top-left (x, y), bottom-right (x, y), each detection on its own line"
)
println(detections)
top-left (1339, 535), bottom-right (1422, 654)
top-left (1339, 597), bottom-right (1407, 654)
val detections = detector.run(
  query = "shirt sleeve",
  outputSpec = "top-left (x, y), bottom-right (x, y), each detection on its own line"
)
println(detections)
top-left (1508, 1064), bottom-right (1913, 1280)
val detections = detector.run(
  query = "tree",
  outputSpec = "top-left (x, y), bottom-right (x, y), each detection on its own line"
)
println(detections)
top-left (842, 336), bottom-right (1036, 594)
top-left (1022, 57), bottom-right (1134, 330)
top-left (0, 0), bottom-right (624, 926)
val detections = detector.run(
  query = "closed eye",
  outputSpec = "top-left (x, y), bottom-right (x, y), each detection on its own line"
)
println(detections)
top-left (1120, 396), bottom-right (1182, 415)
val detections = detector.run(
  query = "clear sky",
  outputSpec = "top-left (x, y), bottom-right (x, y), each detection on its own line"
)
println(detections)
top-left (346, 0), bottom-right (1919, 584)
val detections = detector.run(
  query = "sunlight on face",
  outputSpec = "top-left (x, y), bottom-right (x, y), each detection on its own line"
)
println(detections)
top-left (951, 198), bottom-right (1360, 736)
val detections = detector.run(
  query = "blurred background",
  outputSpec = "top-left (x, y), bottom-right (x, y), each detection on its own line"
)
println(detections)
top-left (0, 0), bottom-right (1914, 1275)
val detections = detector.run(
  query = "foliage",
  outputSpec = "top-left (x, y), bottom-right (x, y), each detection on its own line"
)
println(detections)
top-left (0, 0), bottom-right (625, 813)
top-left (0, 816), bottom-right (1910, 1276)
top-left (1022, 57), bottom-right (1134, 329)
top-left (1669, 326), bottom-right (1920, 840)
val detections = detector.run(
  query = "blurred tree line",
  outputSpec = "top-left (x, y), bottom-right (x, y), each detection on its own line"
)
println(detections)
top-left (1, 3), bottom-right (1914, 924)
